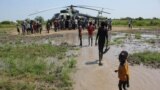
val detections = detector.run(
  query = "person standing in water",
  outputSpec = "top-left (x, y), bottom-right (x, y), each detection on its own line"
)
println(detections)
top-left (115, 51), bottom-right (130, 90)
top-left (78, 24), bottom-right (83, 47)
top-left (128, 18), bottom-right (132, 29)
top-left (108, 18), bottom-right (112, 30)
top-left (95, 22), bottom-right (109, 66)
top-left (87, 22), bottom-right (95, 46)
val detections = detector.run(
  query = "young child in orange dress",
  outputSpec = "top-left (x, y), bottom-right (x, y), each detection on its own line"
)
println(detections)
top-left (115, 51), bottom-right (130, 90)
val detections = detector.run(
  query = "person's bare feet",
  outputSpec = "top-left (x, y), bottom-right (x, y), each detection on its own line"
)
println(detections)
top-left (99, 63), bottom-right (103, 66)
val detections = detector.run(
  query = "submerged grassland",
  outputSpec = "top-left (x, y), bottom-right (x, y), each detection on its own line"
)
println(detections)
top-left (128, 51), bottom-right (160, 68)
top-left (0, 43), bottom-right (77, 90)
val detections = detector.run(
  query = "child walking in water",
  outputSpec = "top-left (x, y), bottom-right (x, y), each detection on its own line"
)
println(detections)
top-left (115, 51), bottom-right (130, 90)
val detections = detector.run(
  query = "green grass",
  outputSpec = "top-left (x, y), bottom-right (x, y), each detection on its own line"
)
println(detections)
top-left (0, 44), bottom-right (76, 90)
top-left (135, 33), bottom-right (141, 39)
top-left (130, 51), bottom-right (160, 62)
top-left (125, 33), bottom-right (129, 37)
top-left (109, 37), bottom-right (125, 45)
top-left (0, 27), bottom-right (15, 36)
top-left (145, 39), bottom-right (156, 44)
top-left (112, 20), bottom-right (128, 26)
top-left (128, 51), bottom-right (160, 67)
top-left (0, 24), bottom-right (16, 35)
top-left (112, 19), bottom-right (160, 27)
top-left (0, 80), bottom-right (35, 90)
top-left (0, 24), bottom-right (15, 28)
top-left (60, 58), bottom-right (76, 89)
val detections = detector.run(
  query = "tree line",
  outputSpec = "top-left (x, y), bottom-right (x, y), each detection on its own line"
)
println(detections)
top-left (0, 16), bottom-right (160, 27)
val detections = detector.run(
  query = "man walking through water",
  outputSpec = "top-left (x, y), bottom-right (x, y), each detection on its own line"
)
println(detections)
top-left (87, 22), bottom-right (95, 46)
top-left (95, 22), bottom-right (109, 66)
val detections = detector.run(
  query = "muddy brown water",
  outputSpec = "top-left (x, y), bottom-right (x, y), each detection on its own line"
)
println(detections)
top-left (51, 31), bottom-right (160, 90)
top-left (30, 30), bottom-right (160, 90)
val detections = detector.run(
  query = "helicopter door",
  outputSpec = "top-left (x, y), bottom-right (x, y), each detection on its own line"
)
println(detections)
top-left (61, 15), bottom-right (64, 19)
top-left (66, 15), bottom-right (71, 20)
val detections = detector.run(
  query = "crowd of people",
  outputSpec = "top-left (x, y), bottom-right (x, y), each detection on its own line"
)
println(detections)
top-left (47, 18), bottom-right (96, 33)
top-left (15, 17), bottom-right (135, 38)
top-left (17, 20), bottom-right (42, 35)
top-left (16, 17), bottom-right (114, 35)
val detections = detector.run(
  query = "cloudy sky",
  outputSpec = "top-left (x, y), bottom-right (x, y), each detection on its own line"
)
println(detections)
top-left (0, 0), bottom-right (160, 21)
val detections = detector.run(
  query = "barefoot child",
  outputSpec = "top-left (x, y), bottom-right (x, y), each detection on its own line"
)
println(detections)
top-left (115, 51), bottom-right (130, 90)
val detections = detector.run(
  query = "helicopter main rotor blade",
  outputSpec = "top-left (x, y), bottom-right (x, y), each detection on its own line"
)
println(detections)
top-left (78, 5), bottom-right (114, 11)
top-left (66, 5), bottom-right (110, 14)
top-left (78, 13), bottom-right (96, 18)
top-left (77, 6), bottom-right (111, 14)
top-left (28, 7), bottom-right (65, 16)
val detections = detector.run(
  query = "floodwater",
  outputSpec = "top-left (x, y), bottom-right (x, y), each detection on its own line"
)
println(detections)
top-left (1, 29), bottom-right (160, 90)
top-left (48, 31), bottom-right (160, 90)
top-left (5, 30), bottom-right (159, 90)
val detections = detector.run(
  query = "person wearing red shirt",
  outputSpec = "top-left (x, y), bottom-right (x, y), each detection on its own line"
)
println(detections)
top-left (87, 22), bottom-right (95, 46)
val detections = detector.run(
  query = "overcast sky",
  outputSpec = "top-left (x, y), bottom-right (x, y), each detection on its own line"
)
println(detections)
top-left (0, 0), bottom-right (160, 21)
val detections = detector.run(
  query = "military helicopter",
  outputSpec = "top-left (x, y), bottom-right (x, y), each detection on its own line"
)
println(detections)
top-left (29, 5), bottom-right (111, 19)
top-left (29, 5), bottom-right (113, 27)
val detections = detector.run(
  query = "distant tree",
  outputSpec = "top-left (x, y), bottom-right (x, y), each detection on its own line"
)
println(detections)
top-left (153, 17), bottom-right (158, 20)
top-left (0, 21), bottom-right (15, 25)
top-left (136, 17), bottom-right (143, 20)
top-left (34, 16), bottom-right (44, 24)
top-left (120, 17), bottom-right (131, 20)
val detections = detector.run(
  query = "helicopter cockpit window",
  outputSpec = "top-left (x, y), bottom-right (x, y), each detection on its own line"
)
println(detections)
top-left (60, 10), bottom-right (68, 13)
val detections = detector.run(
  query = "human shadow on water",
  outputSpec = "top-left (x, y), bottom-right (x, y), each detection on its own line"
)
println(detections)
top-left (85, 60), bottom-right (99, 65)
